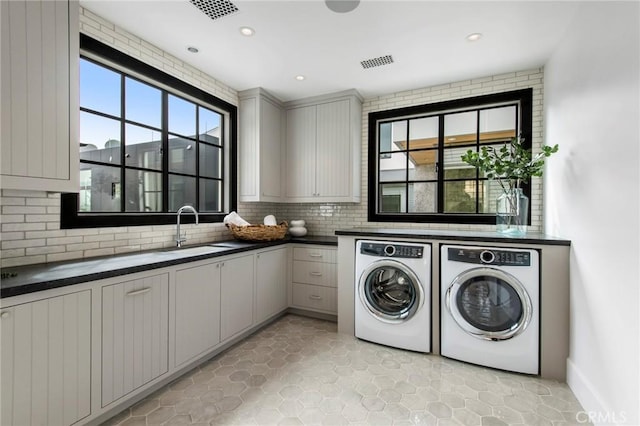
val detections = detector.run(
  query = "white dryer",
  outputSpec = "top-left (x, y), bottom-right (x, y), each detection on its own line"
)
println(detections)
top-left (355, 240), bottom-right (431, 353)
top-left (440, 245), bottom-right (540, 374)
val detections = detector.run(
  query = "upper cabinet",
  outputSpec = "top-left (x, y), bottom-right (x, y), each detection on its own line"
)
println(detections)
top-left (284, 90), bottom-right (362, 203)
top-left (0, 0), bottom-right (79, 192)
top-left (238, 88), bottom-right (284, 202)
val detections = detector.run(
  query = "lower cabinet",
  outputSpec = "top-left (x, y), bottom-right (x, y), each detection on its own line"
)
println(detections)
top-left (174, 262), bottom-right (221, 367)
top-left (0, 243), bottom-right (337, 425)
top-left (0, 290), bottom-right (91, 426)
top-left (220, 254), bottom-right (255, 341)
top-left (101, 272), bottom-right (169, 407)
top-left (256, 247), bottom-right (288, 323)
top-left (290, 245), bottom-right (338, 314)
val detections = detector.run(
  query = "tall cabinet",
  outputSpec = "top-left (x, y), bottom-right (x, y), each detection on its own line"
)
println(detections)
top-left (238, 88), bottom-right (284, 202)
top-left (284, 90), bottom-right (362, 203)
top-left (0, 0), bottom-right (79, 192)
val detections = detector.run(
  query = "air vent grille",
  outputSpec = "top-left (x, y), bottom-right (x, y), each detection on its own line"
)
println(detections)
top-left (360, 55), bottom-right (394, 69)
top-left (189, 0), bottom-right (239, 21)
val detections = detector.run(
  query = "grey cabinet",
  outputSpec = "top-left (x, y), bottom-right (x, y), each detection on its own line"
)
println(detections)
top-left (174, 262), bottom-right (221, 367)
top-left (256, 247), bottom-right (288, 323)
top-left (0, 0), bottom-right (79, 191)
top-left (239, 88), bottom-right (284, 202)
top-left (284, 91), bottom-right (362, 202)
top-left (0, 291), bottom-right (91, 426)
top-left (101, 272), bottom-right (169, 407)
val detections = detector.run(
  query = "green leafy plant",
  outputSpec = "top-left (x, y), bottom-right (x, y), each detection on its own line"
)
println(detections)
top-left (460, 137), bottom-right (559, 192)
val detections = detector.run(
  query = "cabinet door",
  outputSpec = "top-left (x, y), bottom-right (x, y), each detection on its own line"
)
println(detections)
top-left (220, 254), bottom-right (255, 341)
top-left (174, 263), bottom-right (221, 367)
top-left (260, 97), bottom-right (283, 199)
top-left (0, 0), bottom-right (79, 192)
top-left (101, 273), bottom-right (169, 407)
top-left (316, 99), bottom-right (351, 199)
top-left (1, 290), bottom-right (91, 426)
top-left (285, 105), bottom-right (317, 198)
top-left (256, 248), bottom-right (287, 323)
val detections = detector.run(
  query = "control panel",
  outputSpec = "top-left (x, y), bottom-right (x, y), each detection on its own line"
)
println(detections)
top-left (360, 242), bottom-right (424, 259)
top-left (447, 247), bottom-right (532, 266)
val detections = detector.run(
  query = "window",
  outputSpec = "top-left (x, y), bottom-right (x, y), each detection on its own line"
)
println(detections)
top-left (368, 89), bottom-right (532, 224)
top-left (62, 35), bottom-right (237, 228)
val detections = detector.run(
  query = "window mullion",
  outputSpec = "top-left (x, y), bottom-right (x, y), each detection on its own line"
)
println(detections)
top-left (437, 115), bottom-right (445, 213)
top-left (195, 107), bottom-right (200, 211)
top-left (120, 73), bottom-right (126, 213)
top-left (476, 109), bottom-right (481, 214)
top-left (405, 120), bottom-right (410, 214)
top-left (162, 91), bottom-right (169, 212)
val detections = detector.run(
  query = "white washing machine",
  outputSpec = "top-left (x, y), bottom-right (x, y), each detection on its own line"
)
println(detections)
top-left (440, 244), bottom-right (540, 374)
top-left (355, 240), bottom-right (431, 353)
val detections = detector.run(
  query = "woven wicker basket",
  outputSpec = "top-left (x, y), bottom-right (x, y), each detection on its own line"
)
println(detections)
top-left (227, 221), bottom-right (288, 242)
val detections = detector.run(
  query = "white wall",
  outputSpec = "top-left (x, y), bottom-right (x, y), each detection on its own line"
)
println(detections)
top-left (543, 2), bottom-right (639, 425)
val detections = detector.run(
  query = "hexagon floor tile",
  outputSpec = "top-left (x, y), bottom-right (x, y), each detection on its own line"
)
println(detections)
top-left (102, 315), bottom-right (588, 426)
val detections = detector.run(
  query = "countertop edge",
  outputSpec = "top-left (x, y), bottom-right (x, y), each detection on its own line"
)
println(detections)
top-left (1, 237), bottom-right (337, 299)
top-left (334, 229), bottom-right (571, 246)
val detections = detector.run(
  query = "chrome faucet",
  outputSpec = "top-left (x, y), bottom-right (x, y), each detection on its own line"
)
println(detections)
top-left (176, 205), bottom-right (199, 247)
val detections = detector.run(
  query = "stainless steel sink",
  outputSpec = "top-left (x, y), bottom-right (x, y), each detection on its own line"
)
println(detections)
top-left (208, 240), bottom-right (256, 249)
top-left (160, 245), bottom-right (230, 256)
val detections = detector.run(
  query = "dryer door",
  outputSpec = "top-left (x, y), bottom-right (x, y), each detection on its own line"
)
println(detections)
top-left (359, 259), bottom-right (424, 323)
top-left (445, 267), bottom-right (532, 341)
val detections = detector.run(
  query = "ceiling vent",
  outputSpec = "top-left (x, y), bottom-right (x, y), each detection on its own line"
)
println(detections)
top-left (360, 55), bottom-right (394, 69)
top-left (189, 0), bottom-right (239, 21)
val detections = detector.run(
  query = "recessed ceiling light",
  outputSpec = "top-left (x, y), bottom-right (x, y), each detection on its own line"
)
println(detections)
top-left (295, 75), bottom-right (305, 81)
top-left (240, 26), bottom-right (255, 36)
top-left (325, 0), bottom-right (360, 13)
top-left (187, 46), bottom-right (199, 53)
top-left (466, 33), bottom-right (483, 42)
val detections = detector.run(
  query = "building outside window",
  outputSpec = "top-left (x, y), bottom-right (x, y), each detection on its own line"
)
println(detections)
top-left (368, 89), bottom-right (532, 225)
top-left (62, 35), bottom-right (237, 228)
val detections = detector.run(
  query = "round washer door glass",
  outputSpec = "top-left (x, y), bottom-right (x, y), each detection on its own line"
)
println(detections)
top-left (446, 267), bottom-right (532, 340)
top-left (360, 260), bottom-right (422, 322)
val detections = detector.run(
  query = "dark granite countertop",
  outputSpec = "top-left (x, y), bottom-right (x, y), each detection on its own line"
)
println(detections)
top-left (1, 236), bottom-right (337, 299)
top-left (334, 228), bottom-right (571, 246)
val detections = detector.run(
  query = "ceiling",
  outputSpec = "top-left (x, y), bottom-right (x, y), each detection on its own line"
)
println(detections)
top-left (79, 0), bottom-right (580, 102)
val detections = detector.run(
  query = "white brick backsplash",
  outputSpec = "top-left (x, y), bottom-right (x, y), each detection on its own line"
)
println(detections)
top-left (84, 248), bottom-right (115, 258)
top-left (2, 223), bottom-right (46, 232)
top-left (2, 255), bottom-right (46, 268)
top-left (2, 239), bottom-right (45, 250)
top-left (1, 215), bottom-right (25, 224)
top-left (1, 232), bottom-right (25, 241)
top-left (0, 8), bottom-right (547, 268)
top-left (26, 246), bottom-right (66, 256)
top-left (47, 236), bottom-right (84, 245)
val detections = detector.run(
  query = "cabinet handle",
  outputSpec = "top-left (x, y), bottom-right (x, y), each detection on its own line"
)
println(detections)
top-left (0, 311), bottom-right (10, 319)
top-left (309, 272), bottom-right (323, 277)
top-left (309, 295), bottom-right (322, 300)
top-left (126, 287), bottom-right (151, 297)
top-left (308, 253), bottom-right (323, 258)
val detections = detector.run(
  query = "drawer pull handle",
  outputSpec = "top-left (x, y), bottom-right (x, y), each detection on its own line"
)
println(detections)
top-left (126, 287), bottom-right (151, 297)
top-left (0, 311), bottom-right (10, 319)
top-left (309, 295), bottom-right (322, 300)
top-left (309, 272), bottom-right (323, 276)
top-left (308, 253), bottom-right (323, 258)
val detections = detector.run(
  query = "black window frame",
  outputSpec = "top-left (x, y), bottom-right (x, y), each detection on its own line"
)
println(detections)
top-left (368, 89), bottom-right (533, 225)
top-left (61, 34), bottom-right (237, 229)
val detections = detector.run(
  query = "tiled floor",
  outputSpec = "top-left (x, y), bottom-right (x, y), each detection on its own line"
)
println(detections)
top-left (103, 314), bottom-right (586, 426)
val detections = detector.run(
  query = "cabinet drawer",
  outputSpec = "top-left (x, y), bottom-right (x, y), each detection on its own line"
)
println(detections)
top-left (293, 260), bottom-right (336, 287)
top-left (292, 247), bottom-right (337, 263)
top-left (292, 283), bottom-right (337, 313)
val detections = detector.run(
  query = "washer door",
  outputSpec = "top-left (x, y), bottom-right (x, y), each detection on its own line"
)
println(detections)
top-left (445, 267), bottom-right (532, 341)
top-left (359, 259), bottom-right (424, 323)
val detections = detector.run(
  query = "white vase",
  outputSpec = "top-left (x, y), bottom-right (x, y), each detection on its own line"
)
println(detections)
top-left (289, 220), bottom-right (307, 237)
